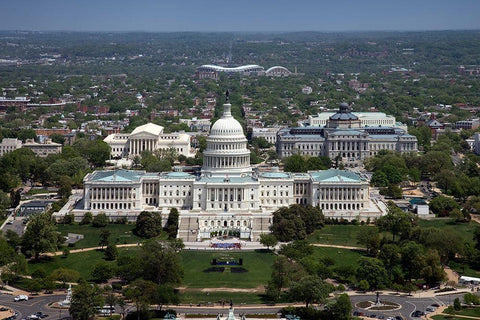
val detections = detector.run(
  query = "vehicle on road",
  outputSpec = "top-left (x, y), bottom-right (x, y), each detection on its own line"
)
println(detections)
top-left (14, 295), bottom-right (29, 301)
top-left (412, 310), bottom-right (425, 317)
top-left (6, 220), bottom-right (13, 225)
top-left (34, 312), bottom-right (49, 318)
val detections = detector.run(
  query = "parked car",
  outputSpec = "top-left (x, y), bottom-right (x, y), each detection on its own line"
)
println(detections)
top-left (14, 295), bottom-right (28, 302)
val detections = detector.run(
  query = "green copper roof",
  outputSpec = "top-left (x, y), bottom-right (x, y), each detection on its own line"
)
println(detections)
top-left (310, 169), bottom-right (363, 183)
top-left (90, 170), bottom-right (143, 182)
top-left (259, 172), bottom-right (291, 179)
top-left (164, 172), bottom-right (194, 179)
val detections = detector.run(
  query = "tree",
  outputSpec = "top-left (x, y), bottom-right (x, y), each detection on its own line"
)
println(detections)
top-left (357, 227), bottom-right (380, 256)
top-left (165, 208), bottom-right (179, 239)
top-left (378, 243), bottom-right (401, 272)
top-left (69, 281), bottom-right (105, 320)
top-left (156, 285), bottom-right (180, 311)
top-left (99, 229), bottom-right (110, 249)
top-left (330, 294), bottom-right (352, 320)
top-left (464, 293), bottom-right (480, 305)
top-left (429, 195), bottom-right (460, 217)
top-left (400, 241), bottom-right (426, 281)
top-left (271, 204), bottom-right (324, 241)
top-left (91, 261), bottom-right (116, 283)
top-left (357, 279), bottom-right (370, 292)
top-left (104, 244), bottom-right (118, 261)
top-left (73, 138), bottom-right (111, 167)
top-left (421, 250), bottom-right (446, 287)
top-left (289, 275), bottom-right (333, 307)
top-left (306, 156), bottom-right (332, 171)
top-left (80, 212), bottom-right (93, 225)
top-left (283, 154), bottom-right (307, 172)
top-left (139, 240), bottom-right (183, 285)
top-left (92, 213), bottom-right (109, 227)
top-left (58, 175), bottom-right (73, 199)
top-left (279, 240), bottom-right (314, 261)
top-left (50, 268), bottom-right (80, 286)
top-left (135, 211), bottom-right (162, 238)
top-left (116, 255), bottom-right (143, 284)
top-left (376, 202), bottom-right (414, 241)
top-left (356, 257), bottom-right (389, 290)
top-left (269, 256), bottom-right (307, 293)
top-left (21, 213), bottom-right (60, 260)
top-left (260, 233), bottom-right (278, 251)
top-left (124, 280), bottom-right (158, 320)
top-left (450, 208), bottom-right (464, 222)
top-left (454, 297), bottom-right (462, 311)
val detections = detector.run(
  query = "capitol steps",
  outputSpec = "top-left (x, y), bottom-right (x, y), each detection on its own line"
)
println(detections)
top-left (177, 216), bottom-right (198, 242)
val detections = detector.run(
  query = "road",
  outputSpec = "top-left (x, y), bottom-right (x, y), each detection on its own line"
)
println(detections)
top-left (0, 293), bottom-right (70, 320)
top-left (349, 291), bottom-right (468, 320)
top-left (1, 216), bottom-right (27, 236)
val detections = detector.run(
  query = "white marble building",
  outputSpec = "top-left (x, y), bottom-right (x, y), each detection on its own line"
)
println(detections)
top-left (104, 123), bottom-right (195, 159)
top-left (76, 101), bottom-right (381, 241)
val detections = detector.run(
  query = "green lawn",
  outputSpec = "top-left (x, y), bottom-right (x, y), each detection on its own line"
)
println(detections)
top-left (28, 247), bottom-right (140, 280)
top-left (56, 224), bottom-right (147, 249)
top-left (449, 260), bottom-right (480, 278)
top-left (432, 307), bottom-right (480, 320)
top-left (310, 246), bottom-right (365, 268)
top-left (417, 218), bottom-right (479, 244)
top-left (306, 225), bottom-right (372, 247)
top-left (180, 250), bottom-right (276, 289)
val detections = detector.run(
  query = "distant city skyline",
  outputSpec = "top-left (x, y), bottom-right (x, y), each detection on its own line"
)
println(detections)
top-left (1, 0), bottom-right (480, 32)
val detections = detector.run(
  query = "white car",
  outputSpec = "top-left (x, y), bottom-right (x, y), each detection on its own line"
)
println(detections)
top-left (14, 295), bottom-right (29, 301)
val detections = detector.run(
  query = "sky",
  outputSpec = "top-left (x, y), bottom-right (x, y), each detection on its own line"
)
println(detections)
top-left (1, 0), bottom-right (480, 32)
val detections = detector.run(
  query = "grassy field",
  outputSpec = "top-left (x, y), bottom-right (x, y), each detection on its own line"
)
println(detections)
top-left (310, 246), bottom-right (365, 268)
top-left (180, 250), bottom-right (275, 289)
top-left (417, 218), bottom-right (479, 244)
top-left (449, 260), bottom-right (480, 278)
top-left (306, 225), bottom-right (372, 247)
top-left (28, 247), bottom-right (140, 280)
top-left (56, 224), bottom-right (147, 248)
top-left (432, 307), bottom-right (480, 320)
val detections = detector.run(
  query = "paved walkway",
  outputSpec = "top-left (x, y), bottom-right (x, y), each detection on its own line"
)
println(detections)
top-left (312, 243), bottom-right (365, 251)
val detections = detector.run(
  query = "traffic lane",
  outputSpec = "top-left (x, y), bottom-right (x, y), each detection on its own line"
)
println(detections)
top-left (1, 217), bottom-right (26, 236)
top-left (0, 294), bottom-right (69, 319)
top-left (350, 294), bottom-right (417, 320)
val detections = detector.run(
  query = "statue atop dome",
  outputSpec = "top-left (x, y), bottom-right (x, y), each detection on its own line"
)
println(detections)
top-left (226, 89), bottom-right (230, 103)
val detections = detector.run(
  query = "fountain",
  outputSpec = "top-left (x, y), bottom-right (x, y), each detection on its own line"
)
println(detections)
top-left (59, 284), bottom-right (72, 307)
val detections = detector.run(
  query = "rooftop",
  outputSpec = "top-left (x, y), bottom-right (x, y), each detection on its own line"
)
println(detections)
top-left (310, 169), bottom-right (364, 183)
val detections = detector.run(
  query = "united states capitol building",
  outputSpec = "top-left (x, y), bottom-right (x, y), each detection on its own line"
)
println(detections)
top-left (68, 100), bottom-right (383, 241)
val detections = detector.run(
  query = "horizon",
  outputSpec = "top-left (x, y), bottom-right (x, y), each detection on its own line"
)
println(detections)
top-left (2, 0), bottom-right (480, 33)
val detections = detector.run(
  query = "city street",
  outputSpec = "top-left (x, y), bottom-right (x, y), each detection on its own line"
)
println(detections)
top-left (0, 293), bottom-right (69, 320)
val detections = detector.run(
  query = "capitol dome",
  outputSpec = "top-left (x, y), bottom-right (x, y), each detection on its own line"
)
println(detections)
top-left (202, 102), bottom-right (251, 177)
top-left (209, 103), bottom-right (244, 137)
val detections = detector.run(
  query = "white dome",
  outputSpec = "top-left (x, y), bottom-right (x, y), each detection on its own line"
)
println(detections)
top-left (209, 103), bottom-right (244, 137)
top-left (202, 102), bottom-right (251, 177)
